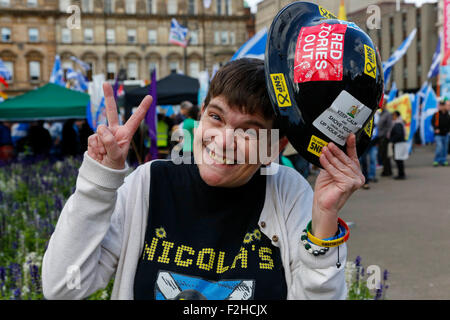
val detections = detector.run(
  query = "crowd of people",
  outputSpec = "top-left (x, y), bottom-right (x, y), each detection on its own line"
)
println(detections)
top-left (1, 97), bottom-right (449, 180)
top-left (0, 119), bottom-right (93, 162)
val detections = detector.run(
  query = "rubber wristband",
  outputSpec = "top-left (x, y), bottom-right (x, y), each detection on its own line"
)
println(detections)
top-left (306, 218), bottom-right (350, 248)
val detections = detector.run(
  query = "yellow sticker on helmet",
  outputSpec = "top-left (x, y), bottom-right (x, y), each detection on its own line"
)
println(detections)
top-left (307, 135), bottom-right (328, 157)
top-left (364, 44), bottom-right (377, 79)
top-left (318, 6), bottom-right (337, 19)
top-left (364, 116), bottom-right (374, 137)
top-left (270, 73), bottom-right (292, 108)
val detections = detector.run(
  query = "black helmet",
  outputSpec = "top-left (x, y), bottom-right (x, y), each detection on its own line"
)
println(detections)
top-left (265, 2), bottom-right (384, 168)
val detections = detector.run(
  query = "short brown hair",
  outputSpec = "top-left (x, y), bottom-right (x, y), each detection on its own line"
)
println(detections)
top-left (204, 58), bottom-right (276, 123)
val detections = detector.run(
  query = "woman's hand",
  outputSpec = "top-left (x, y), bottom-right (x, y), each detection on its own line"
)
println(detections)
top-left (87, 82), bottom-right (153, 169)
top-left (311, 133), bottom-right (365, 239)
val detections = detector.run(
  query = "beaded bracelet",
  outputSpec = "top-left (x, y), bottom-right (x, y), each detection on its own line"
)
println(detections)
top-left (306, 218), bottom-right (350, 248)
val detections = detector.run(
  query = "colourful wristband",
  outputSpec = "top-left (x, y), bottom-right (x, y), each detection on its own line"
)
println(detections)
top-left (306, 218), bottom-right (350, 248)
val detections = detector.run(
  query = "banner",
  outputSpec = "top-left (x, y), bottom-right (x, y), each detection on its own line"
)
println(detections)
top-left (386, 94), bottom-right (414, 141)
top-left (440, 65), bottom-right (450, 101)
top-left (444, 0), bottom-right (450, 54)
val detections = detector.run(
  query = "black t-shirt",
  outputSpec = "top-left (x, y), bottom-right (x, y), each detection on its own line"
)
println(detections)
top-left (133, 160), bottom-right (287, 300)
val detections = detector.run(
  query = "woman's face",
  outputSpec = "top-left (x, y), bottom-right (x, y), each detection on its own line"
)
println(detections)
top-left (193, 95), bottom-right (280, 188)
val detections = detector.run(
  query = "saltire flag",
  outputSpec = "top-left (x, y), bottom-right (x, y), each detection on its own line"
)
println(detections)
top-left (417, 81), bottom-right (429, 106)
top-left (408, 93), bottom-right (419, 151)
top-left (146, 69), bottom-right (158, 161)
top-left (49, 55), bottom-right (65, 86)
top-left (231, 27), bottom-right (267, 61)
top-left (70, 56), bottom-right (91, 72)
top-left (197, 70), bottom-right (209, 106)
top-left (66, 68), bottom-right (88, 92)
top-left (387, 81), bottom-right (398, 102)
top-left (169, 18), bottom-right (188, 48)
top-left (86, 74), bottom-right (107, 131)
top-left (420, 84), bottom-right (438, 144)
top-left (427, 35), bottom-right (441, 79)
top-left (338, 0), bottom-right (347, 20)
top-left (382, 28), bottom-right (417, 85)
top-left (0, 59), bottom-right (11, 81)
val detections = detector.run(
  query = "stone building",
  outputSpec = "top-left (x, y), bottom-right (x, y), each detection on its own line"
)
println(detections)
top-left (0, 0), bottom-right (253, 97)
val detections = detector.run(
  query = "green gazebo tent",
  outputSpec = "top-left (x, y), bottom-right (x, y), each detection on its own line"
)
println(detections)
top-left (0, 83), bottom-right (90, 121)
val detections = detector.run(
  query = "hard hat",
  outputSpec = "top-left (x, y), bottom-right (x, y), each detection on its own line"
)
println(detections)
top-left (265, 2), bottom-right (384, 167)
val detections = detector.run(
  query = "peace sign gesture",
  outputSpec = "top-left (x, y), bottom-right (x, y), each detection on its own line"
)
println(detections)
top-left (87, 82), bottom-right (153, 169)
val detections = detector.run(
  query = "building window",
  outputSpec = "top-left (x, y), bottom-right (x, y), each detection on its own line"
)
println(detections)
top-left (84, 28), bottom-right (93, 43)
top-left (61, 28), bottom-right (72, 43)
top-left (125, 0), bottom-right (136, 14)
top-left (29, 61), bottom-right (40, 81)
top-left (0, 0), bottom-right (10, 7)
top-left (229, 31), bottom-right (235, 45)
top-left (190, 30), bottom-right (198, 45)
top-left (104, 0), bottom-right (114, 14)
top-left (167, 0), bottom-right (177, 15)
top-left (189, 61), bottom-right (199, 78)
top-left (214, 31), bottom-right (220, 45)
top-left (28, 28), bottom-right (39, 42)
top-left (3, 61), bottom-right (13, 81)
top-left (169, 60), bottom-right (179, 73)
top-left (106, 29), bottom-right (115, 44)
top-left (127, 61), bottom-right (138, 80)
top-left (127, 29), bottom-right (137, 44)
top-left (188, 0), bottom-right (196, 15)
top-left (225, 0), bottom-right (232, 15)
top-left (82, 0), bottom-right (94, 13)
top-left (149, 61), bottom-right (158, 77)
top-left (59, 0), bottom-right (70, 12)
top-left (27, 0), bottom-right (37, 7)
top-left (221, 31), bottom-right (228, 45)
top-left (146, 0), bottom-right (156, 14)
top-left (107, 61), bottom-right (116, 80)
top-left (148, 30), bottom-right (157, 44)
top-left (1, 28), bottom-right (11, 42)
top-left (217, 0), bottom-right (222, 15)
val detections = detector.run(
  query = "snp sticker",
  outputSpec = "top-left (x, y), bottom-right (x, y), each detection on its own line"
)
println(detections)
top-left (318, 6), bottom-right (337, 19)
top-left (307, 135), bottom-right (328, 157)
top-left (364, 44), bottom-right (377, 79)
top-left (364, 117), bottom-right (374, 137)
top-left (270, 73), bottom-right (292, 107)
top-left (312, 90), bottom-right (372, 146)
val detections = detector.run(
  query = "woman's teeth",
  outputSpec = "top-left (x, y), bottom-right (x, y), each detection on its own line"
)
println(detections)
top-left (208, 148), bottom-right (234, 165)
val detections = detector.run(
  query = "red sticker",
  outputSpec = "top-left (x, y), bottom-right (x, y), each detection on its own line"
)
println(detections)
top-left (294, 23), bottom-right (347, 83)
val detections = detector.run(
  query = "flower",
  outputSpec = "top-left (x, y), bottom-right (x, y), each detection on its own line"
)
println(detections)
top-left (155, 227), bottom-right (166, 239)
top-left (243, 233), bottom-right (253, 244)
top-left (355, 255), bottom-right (361, 267)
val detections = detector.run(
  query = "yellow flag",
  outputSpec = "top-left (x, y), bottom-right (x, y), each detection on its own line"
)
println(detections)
top-left (338, 0), bottom-right (347, 20)
top-left (0, 91), bottom-right (7, 100)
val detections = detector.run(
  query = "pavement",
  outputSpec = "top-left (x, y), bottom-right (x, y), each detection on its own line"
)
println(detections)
top-left (307, 144), bottom-right (450, 300)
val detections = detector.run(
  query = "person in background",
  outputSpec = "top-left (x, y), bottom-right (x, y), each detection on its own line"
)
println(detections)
top-left (47, 121), bottom-right (63, 159)
top-left (61, 119), bottom-right (81, 157)
top-left (377, 98), bottom-right (393, 177)
top-left (27, 121), bottom-right (52, 157)
top-left (282, 142), bottom-right (310, 179)
top-left (431, 99), bottom-right (450, 166)
top-left (0, 121), bottom-right (14, 161)
top-left (389, 111), bottom-right (406, 180)
top-left (181, 105), bottom-right (199, 160)
top-left (174, 101), bottom-right (193, 125)
top-left (79, 120), bottom-right (94, 154)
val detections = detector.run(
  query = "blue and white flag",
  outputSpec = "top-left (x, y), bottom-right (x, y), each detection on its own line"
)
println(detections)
top-left (383, 28), bottom-right (417, 85)
top-left (169, 18), bottom-right (188, 48)
top-left (387, 81), bottom-right (398, 102)
top-left (420, 84), bottom-right (438, 144)
top-left (427, 35), bottom-right (441, 79)
top-left (0, 58), bottom-right (12, 80)
top-left (49, 55), bottom-right (65, 86)
top-left (417, 81), bottom-right (429, 106)
top-left (70, 56), bottom-right (91, 72)
top-left (66, 68), bottom-right (88, 92)
top-left (231, 27), bottom-right (267, 61)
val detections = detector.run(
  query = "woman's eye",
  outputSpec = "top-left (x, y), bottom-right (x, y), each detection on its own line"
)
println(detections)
top-left (210, 113), bottom-right (221, 121)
